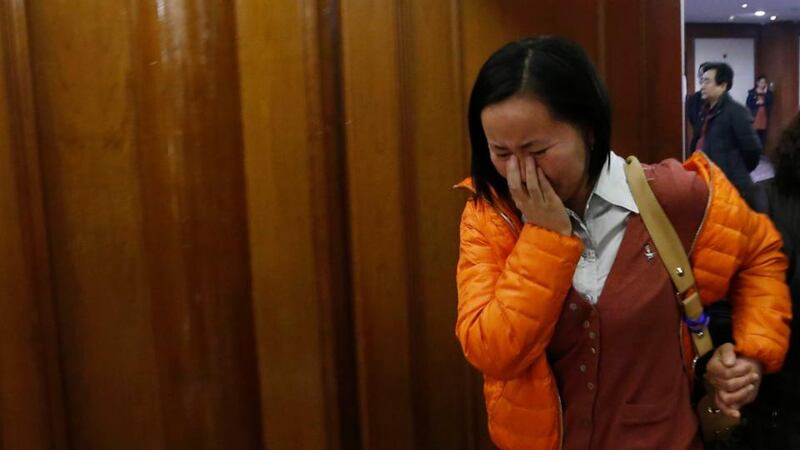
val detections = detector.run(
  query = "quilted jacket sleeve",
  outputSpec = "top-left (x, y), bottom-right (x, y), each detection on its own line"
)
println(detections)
top-left (456, 200), bottom-right (583, 380)
top-left (728, 204), bottom-right (791, 373)
top-left (690, 158), bottom-right (791, 373)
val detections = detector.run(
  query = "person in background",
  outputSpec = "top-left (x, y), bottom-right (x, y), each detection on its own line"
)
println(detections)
top-left (741, 111), bottom-right (800, 449)
top-left (455, 36), bottom-right (791, 450)
top-left (688, 62), bottom-right (762, 204)
top-left (747, 76), bottom-right (774, 148)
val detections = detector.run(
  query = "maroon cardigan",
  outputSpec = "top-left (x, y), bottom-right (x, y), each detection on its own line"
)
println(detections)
top-left (548, 162), bottom-right (708, 450)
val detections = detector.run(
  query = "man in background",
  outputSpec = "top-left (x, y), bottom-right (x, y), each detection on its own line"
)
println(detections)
top-left (689, 62), bottom-right (762, 203)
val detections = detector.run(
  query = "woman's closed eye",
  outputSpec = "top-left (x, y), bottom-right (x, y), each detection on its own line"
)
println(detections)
top-left (528, 146), bottom-right (551, 157)
top-left (491, 148), bottom-right (512, 158)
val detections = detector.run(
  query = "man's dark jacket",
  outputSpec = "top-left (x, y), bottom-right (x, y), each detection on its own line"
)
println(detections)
top-left (688, 92), bottom-right (762, 196)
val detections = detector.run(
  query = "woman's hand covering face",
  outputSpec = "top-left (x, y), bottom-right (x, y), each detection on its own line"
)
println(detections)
top-left (507, 154), bottom-right (572, 236)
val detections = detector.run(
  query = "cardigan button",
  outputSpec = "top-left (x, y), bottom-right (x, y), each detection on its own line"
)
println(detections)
top-left (583, 320), bottom-right (590, 329)
top-left (569, 303), bottom-right (578, 311)
top-left (588, 331), bottom-right (596, 339)
top-left (590, 347), bottom-right (597, 355)
top-left (579, 364), bottom-right (587, 373)
top-left (587, 382), bottom-right (595, 390)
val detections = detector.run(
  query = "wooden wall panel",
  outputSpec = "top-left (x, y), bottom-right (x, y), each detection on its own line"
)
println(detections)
top-left (26, 1), bottom-right (166, 447)
top-left (235, 0), bottom-right (357, 449)
top-left (606, 0), bottom-right (683, 162)
top-left (459, 0), bottom-right (601, 84)
top-left (0, 39), bottom-right (48, 450)
top-left (339, 1), bottom-right (416, 448)
top-left (130, 1), bottom-right (262, 449)
top-left (552, 1), bottom-right (601, 63)
top-left (641, 0), bottom-right (683, 162)
top-left (0, 1), bottom-right (66, 448)
top-left (461, 0), bottom-right (557, 95)
top-left (402, 0), bottom-right (477, 448)
top-left (23, 0), bottom-right (262, 449)
top-left (605, 0), bottom-right (646, 160)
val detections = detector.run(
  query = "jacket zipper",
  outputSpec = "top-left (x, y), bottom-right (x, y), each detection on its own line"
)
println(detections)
top-left (544, 363), bottom-right (564, 450)
top-left (689, 170), bottom-right (713, 254)
top-left (492, 204), bottom-right (521, 237)
top-left (453, 184), bottom-right (521, 237)
top-left (557, 389), bottom-right (564, 450)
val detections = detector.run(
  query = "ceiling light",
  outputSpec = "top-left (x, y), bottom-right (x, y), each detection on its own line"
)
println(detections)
top-left (770, 15), bottom-right (777, 20)
top-left (741, 3), bottom-right (748, 8)
top-left (754, 10), bottom-right (766, 16)
top-left (729, 15), bottom-right (736, 20)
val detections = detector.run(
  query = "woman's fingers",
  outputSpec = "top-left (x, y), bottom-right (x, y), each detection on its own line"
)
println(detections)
top-left (717, 383), bottom-right (757, 407)
top-left (714, 384), bottom-right (758, 419)
top-left (706, 354), bottom-right (762, 394)
top-left (713, 372), bottom-right (759, 393)
top-left (537, 166), bottom-right (572, 236)
top-left (714, 391), bottom-right (742, 419)
top-left (504, 154), bottom-right (569, 235)
top-left (507, 155), bottom-right (526, 204)
top-left (704, 350), bottom-right (763, 419)
top-left (705, 345), bottom-right (756, 383)
top-left (524, 155), bottom-right (542, 201)
top-left (714, 343), bottom-right (737, 367)
top-left (537, 167), bottom-right (559, 204)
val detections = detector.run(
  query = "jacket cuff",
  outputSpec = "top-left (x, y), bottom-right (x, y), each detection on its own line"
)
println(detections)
top-left (516, 224), bottom-right (583, 264)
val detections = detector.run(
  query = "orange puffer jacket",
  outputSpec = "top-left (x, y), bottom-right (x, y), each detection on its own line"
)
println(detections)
top-left (455, 153), bottom-right (791, 450)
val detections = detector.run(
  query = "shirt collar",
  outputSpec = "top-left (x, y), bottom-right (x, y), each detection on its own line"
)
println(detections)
top-left (589, 151), bottom-right (639, 214)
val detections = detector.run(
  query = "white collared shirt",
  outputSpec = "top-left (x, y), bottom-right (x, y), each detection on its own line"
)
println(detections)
top-left (567, 151), bottom-right (638, 304)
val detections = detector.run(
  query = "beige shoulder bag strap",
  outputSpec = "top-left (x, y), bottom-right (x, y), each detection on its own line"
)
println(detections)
top-left (624, 156), bottom-right (740, 442)
top-left (622, 156), bottom-right (713, 357)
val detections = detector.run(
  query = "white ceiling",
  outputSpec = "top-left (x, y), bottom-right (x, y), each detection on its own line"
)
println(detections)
top-left (685, 0), bottom-right (800, 23)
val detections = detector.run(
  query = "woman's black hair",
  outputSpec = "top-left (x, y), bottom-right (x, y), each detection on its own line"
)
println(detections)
top-left (772, 111), bottom-right (800, 194)
top-left (468, 36), bottom-right (611, 207)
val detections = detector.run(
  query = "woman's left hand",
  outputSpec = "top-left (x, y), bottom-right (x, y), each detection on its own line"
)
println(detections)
top-left (704, 343), bottom-right (763, 418)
